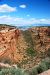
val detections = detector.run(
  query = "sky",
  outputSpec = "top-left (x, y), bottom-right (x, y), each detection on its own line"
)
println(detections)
top-left (0, 0), bottom-right (50, 26)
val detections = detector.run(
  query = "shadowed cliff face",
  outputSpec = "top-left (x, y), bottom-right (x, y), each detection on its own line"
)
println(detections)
top-left (29, 27), bottom-right (50, 52)
top-left (0, 25), bottom-right (50, 70)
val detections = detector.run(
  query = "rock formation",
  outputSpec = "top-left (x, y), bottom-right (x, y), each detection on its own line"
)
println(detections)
top-left (29, 27), bottom-right (50, 52)
top-left (0, 26), bottom-right (28, 64)
top-left (0, 25), bottom-right (50, 70)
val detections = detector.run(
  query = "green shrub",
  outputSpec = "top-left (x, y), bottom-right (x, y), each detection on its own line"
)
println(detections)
top-left (31, 67), bottom-right (38, 75)
top-left (26, 48), bottom-right (36, 57)
top-left (0, 68), bottom-right (10, 75)
top-left (31, 57), bottom-right (50, 75)
top-left (14, 68), bottom-right (22, 75)
top-left (8, 68), bottom-right (23, 75)
top-left (22, 70), bottom-right (30, 75)
top-left (42, 58), bottom-right (50, 69)
top-left (0, 68), bottom-right (27, 75)
top-left (31, 62), bottom-right (48, 75)
top-left (37, 62), bottom-right (48, 74)
top-left (0, 71), bottom-right (3, 75)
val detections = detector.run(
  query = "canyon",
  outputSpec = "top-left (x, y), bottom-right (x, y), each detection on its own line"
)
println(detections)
top-left (0, 25), bottom-right (50, 71)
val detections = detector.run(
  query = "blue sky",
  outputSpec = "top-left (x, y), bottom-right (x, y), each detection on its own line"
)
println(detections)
top-left (0, 0), bottom-right (50, 26)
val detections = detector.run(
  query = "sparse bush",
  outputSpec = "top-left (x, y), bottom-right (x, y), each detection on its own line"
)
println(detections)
top-left (31, 62), bottom-right (48, 75)
top-left (0, 71), bottom-right (3, 75)
top-left (42, 57), bottom-right (50, 69)
top-left (0, 68), bottom-right (27, 75)
top-left (10, 68), bottom-right (22, 75)
top-left (31, 67), bottom-right (38, 75)
top-left (26, 48), bottom-right (36, 57)
top-left (37, 62), bottom-right (48, 74)
top-left (22, 70), bottom-right (30, 75)
top-left (0, 68), bottom-right (10, 75)
top-left (31, 57), bottom-right (50, 75)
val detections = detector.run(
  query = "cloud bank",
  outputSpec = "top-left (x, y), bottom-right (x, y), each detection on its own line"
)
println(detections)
top-left (0, 4), bottom-right (50, 26)
top-left (0, 15), bottom-right (50, 26)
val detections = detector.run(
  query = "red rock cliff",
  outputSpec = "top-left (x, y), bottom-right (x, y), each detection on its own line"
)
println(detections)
top-left (0, 28), bottom-right (21, 63)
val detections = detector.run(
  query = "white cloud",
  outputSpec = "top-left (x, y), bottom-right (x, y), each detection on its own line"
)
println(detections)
top-left (0, 4), bottom-right (16, 12)
top-left (19, 4), bottom-right (26, 8)
top-left (0, 15), bottom-right (50, 26)
top-left (40, 19), bottom-right (46, 21)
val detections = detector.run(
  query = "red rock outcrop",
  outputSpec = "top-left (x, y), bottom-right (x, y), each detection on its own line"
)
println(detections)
top-left (29, 27), bottom-right (50, 52)
top-left (0, 27), bottom-right (21, 63)
top-left (0, 26), bottom-right (28, 64)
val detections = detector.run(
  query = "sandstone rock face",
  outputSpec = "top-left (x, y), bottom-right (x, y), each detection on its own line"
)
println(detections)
top-left (0, 27), bottom-right (28, 64)
top-left (29, 27), bottom-right (50, 52)
top-left (0, 28), bottom-right (19, 63)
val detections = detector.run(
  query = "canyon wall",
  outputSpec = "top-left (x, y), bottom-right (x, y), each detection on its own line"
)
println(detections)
top-left (0, 27), bottom-right (28, 64)
top-left (29, 27), bottom-right (50, 52)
